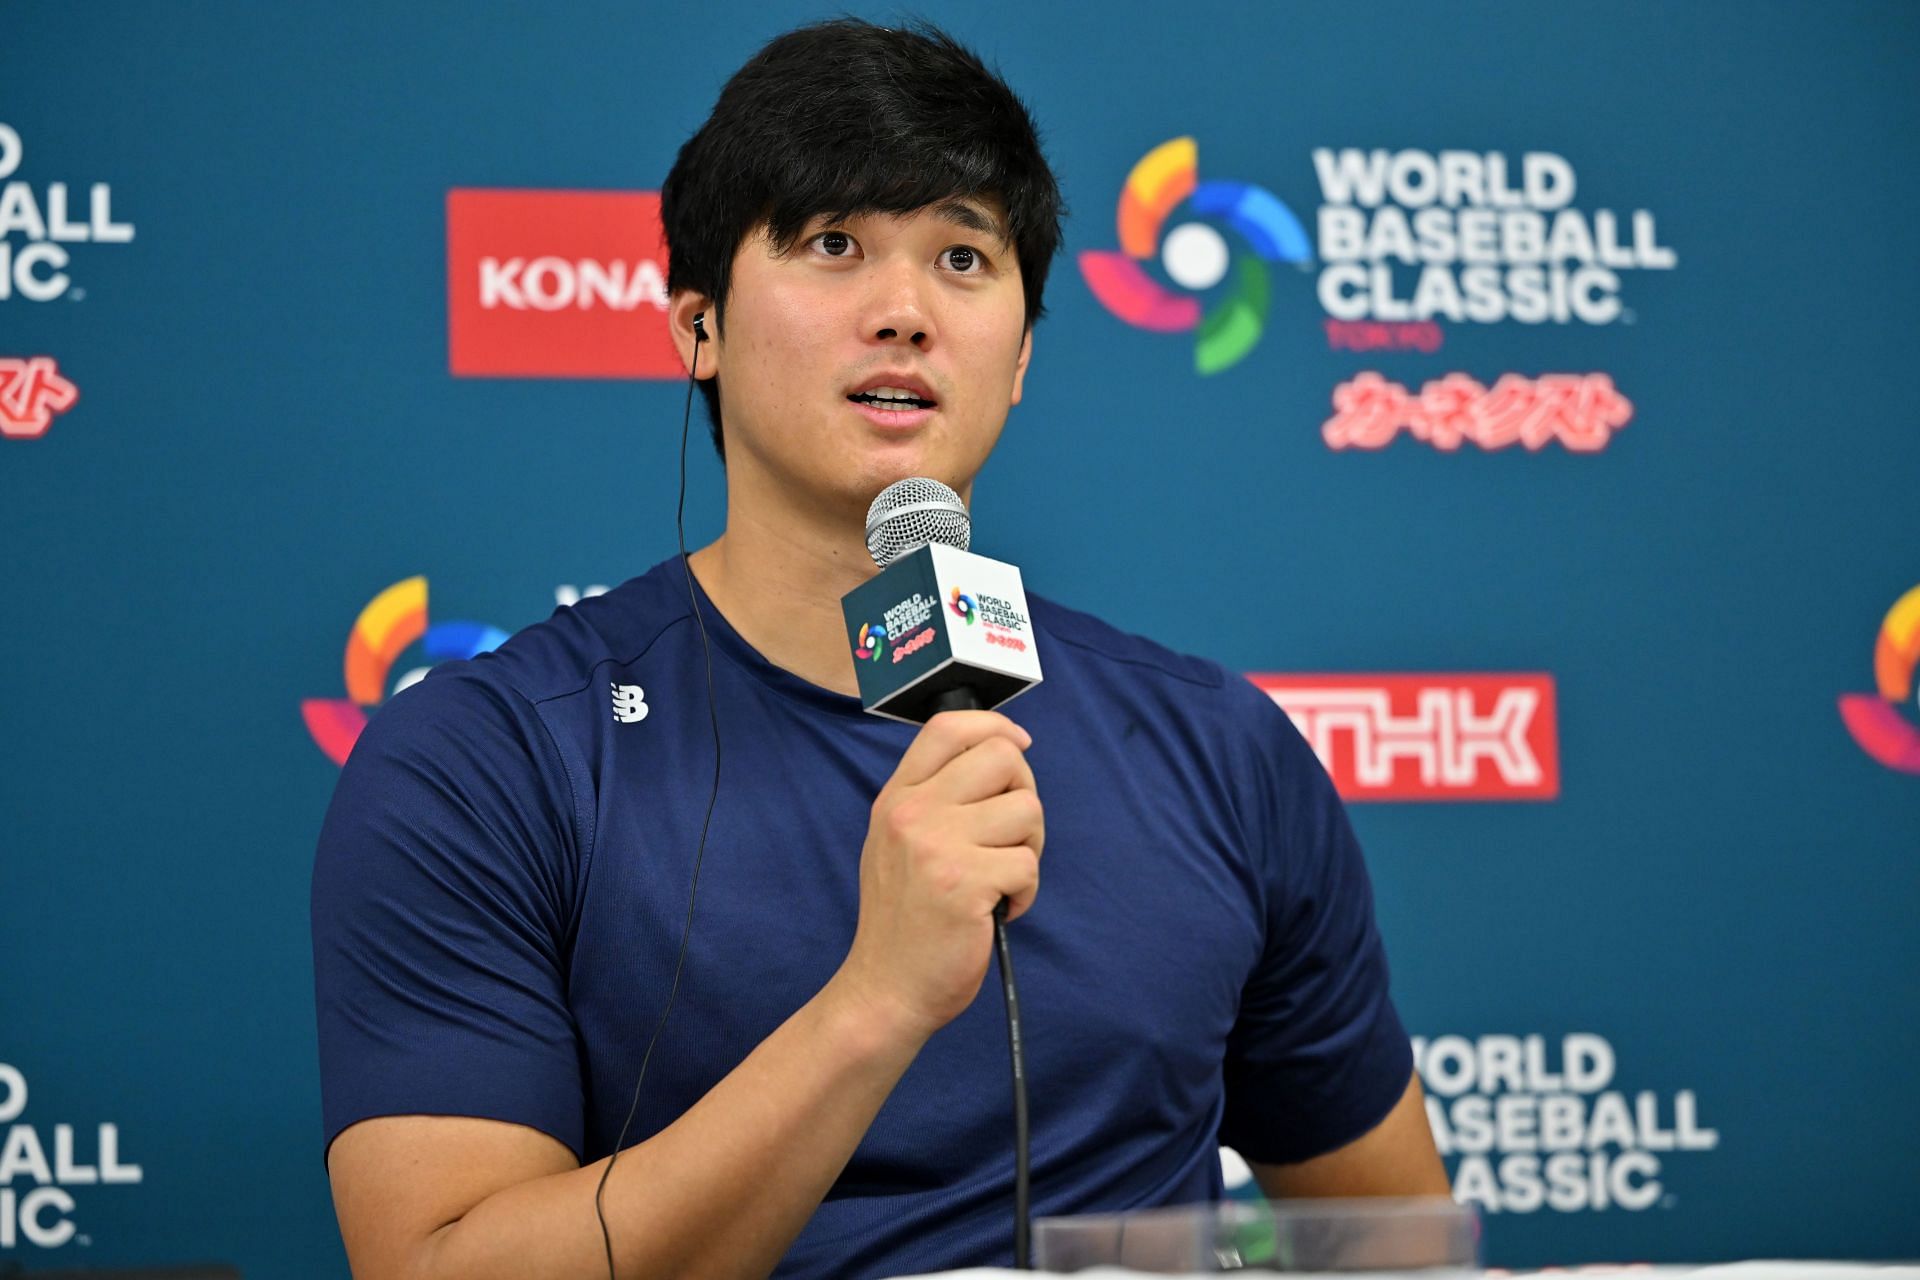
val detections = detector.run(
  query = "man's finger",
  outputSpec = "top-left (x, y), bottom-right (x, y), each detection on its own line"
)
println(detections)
top-left (892, 710), bottom-right (1032, 788)
top-left (963, 788), bottom-right (1047, 852)
top-left (921, 733), bottom-right (1037, 807)
top-left (975, 845), bottom-right (1041, 921)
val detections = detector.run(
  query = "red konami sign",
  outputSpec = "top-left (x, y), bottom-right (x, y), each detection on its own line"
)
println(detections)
top-left (446, 189), bottom-right (685, 379)
top-left (1248, 672), bottom-right (1560, 801)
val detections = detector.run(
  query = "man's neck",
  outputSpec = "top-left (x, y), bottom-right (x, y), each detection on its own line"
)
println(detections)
top-left (686, 501), bottom-right (878, 699)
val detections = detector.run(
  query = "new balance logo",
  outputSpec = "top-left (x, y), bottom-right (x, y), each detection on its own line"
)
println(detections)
top-left (1248, 673), bottom-right (1560, 801)
top-left (611, 683), bottom-right (649, 724)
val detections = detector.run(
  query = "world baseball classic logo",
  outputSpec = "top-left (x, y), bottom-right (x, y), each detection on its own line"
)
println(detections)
top-left (1079, 137), bottom-right (1311, 375)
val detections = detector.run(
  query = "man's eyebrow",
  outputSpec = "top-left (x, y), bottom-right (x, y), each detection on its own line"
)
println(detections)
top-left (931, 198), bottom-right (1011, 245)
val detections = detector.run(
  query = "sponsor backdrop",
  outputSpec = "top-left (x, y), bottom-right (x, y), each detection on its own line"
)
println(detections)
top-left (3, 0), bottom-right (1916, 1273)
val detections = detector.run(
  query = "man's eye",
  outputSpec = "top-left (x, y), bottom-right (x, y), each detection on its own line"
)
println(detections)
top-left (813, 231), bottom-right (855, 257)
top-left (942, 246), bottom-right (985, 274)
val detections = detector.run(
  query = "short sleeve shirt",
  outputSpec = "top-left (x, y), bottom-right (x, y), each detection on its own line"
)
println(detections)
top-left (311, 556), bottom-right (1412, 1278)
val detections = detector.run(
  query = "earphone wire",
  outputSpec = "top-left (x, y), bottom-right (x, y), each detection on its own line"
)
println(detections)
top-left (594, 315), bottom-right (722, 1280)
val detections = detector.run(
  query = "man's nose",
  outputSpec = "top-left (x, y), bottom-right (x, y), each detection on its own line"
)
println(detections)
top-left (864, 256), bottom-right (933, 348)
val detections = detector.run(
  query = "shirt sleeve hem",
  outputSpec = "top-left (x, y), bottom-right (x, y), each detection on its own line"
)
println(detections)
top-left (322, 1104), bottom-right (586, 1173)
top-left (1218, 999), bottom-right (1414, 1167)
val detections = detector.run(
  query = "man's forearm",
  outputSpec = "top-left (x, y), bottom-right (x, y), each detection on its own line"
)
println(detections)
top-left (416, 976), bottom-right (925, 1280)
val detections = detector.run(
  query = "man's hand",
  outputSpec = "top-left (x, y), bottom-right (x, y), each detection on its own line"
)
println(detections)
top-left (831, 710), bottom-right (1044, 1042)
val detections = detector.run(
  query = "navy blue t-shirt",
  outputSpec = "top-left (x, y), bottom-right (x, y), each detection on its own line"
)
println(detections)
top-left (311, 556), bottom-right (1411, 1278)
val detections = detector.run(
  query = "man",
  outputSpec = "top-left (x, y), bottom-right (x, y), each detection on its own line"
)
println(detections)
top-left (313, 18), bottom-right (1446, 1280)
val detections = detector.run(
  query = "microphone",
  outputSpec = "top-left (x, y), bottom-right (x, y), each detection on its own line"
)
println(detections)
top-left (840, 477), bottom-right (1043, 724)
top-left (843, 476), bottom-right (1036, 1268)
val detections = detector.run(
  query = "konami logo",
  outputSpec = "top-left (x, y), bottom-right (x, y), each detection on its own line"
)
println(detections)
top-left (446, 189), bottom-right (684, 379)
top-left (1249, 672), bottom-right (1560, 801)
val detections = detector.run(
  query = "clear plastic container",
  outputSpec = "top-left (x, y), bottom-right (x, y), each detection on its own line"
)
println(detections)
top-left (1031, 1196), bottom-right (1479, 1273)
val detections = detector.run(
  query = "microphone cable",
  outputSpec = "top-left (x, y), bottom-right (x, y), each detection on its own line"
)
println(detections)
top-left (594, 313), bottom-right (722, 1280)
top-left (930, 684), bottom-right (1031, 1270)
top-left (993, 897), bottom-right (1031, 1268)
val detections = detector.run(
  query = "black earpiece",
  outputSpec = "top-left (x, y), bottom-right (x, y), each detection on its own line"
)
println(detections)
top-left (692, 311), bottom-right (708, 342)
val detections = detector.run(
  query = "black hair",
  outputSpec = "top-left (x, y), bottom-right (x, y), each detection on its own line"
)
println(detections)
top-left (660, 17), bottom-right (1065, 459)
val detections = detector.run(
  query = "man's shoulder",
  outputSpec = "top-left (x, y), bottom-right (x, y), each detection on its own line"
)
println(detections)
top-left (1031, 592), bottom-right (1227, 687)
top-left (346, 558), bottom-right (694, 767)
top-left (1031, 591), bottom-right (1276, 719)
top-left (1028, 591), bottom-right (1317, 779)
top-left (439, 558), bottom-right (697, 709)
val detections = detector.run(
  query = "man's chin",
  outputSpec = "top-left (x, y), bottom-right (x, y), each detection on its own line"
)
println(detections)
top-left (849, 456), bottom-right (973, 507)
top-left (740, 442), bottom-right (978, 533)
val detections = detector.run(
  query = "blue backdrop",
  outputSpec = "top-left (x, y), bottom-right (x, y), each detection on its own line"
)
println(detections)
top-left (4, 1), bottom-right (1917, 1273)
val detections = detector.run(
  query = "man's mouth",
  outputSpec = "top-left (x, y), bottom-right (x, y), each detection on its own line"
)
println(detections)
top-left (848, 387), bottom-right (938, 412)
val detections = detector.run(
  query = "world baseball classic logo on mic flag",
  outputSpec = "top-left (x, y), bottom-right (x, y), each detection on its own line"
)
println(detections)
top-left (853, 622), bottom-right (886, 663)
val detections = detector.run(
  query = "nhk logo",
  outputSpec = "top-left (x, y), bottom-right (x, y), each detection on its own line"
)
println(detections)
top-left (1249, 673), bottom-right (1559, 801)
top-left (446, 189), bottom-right (683, 379)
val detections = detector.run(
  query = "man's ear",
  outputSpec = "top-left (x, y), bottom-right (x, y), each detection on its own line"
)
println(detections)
top-left (669, 292), bottom-right (717, 378)
top-left (1009, 325), bottom-right (1033, 406)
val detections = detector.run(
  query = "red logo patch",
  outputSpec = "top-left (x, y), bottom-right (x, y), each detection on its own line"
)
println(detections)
top-left (0, 356), bottom-right (80, 440)
top-left (1322, 372), bottom-right (1632, 452)
top-left (446, 189), bottom-right (684, 379)
top-left (1249, 673), bottom-right (1560, 801)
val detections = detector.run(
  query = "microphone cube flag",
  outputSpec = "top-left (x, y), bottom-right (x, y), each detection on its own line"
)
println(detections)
top-left (841, 543), bottom-right (1043, 724)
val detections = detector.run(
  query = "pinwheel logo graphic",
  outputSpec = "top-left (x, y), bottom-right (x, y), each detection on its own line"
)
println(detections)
top-left (950, 588), bottom-right (976, 624)
top-left (301, 576), bottom-right (509, 765)
top-left (1079, 137), bottom-right (1312, 375)
top-left (854, 622), bottom-right (885, 663)
top-left (1838, 584), bottom-right (1920, 774)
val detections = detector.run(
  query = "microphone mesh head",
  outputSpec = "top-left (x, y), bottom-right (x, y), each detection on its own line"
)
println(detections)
top-left (865, 477), bottom-right (970, 567)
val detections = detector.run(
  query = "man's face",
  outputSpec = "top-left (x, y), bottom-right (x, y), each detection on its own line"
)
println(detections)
top-left (701, 197), bottom-right (1032, 519)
